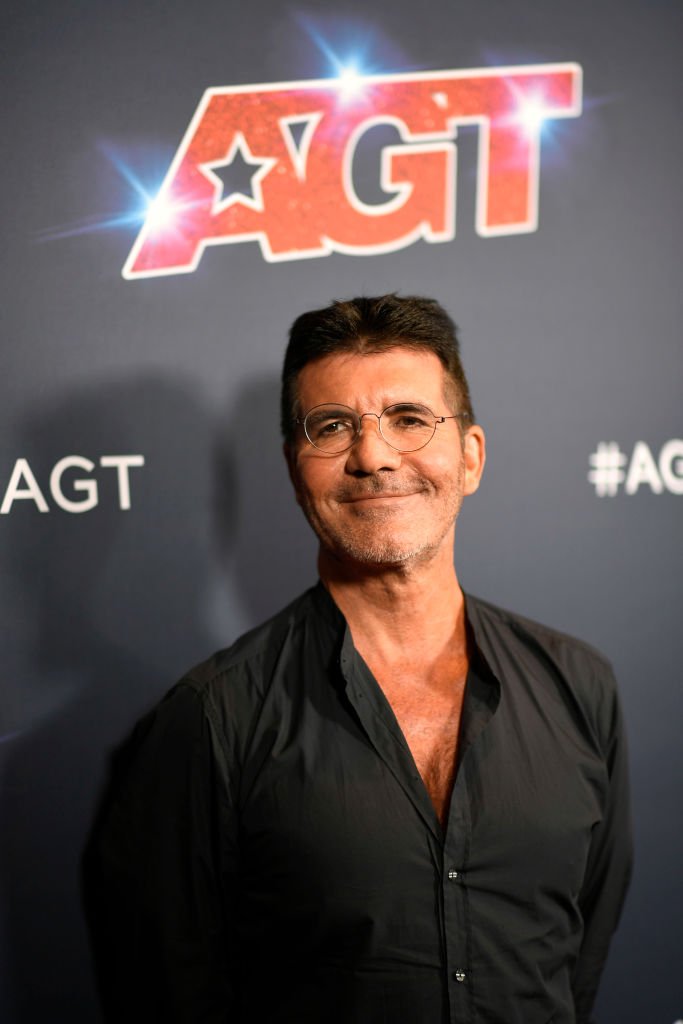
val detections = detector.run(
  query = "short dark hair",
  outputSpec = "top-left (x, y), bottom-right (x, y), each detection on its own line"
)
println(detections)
top-left (280, 293), bottom-right (474, 441)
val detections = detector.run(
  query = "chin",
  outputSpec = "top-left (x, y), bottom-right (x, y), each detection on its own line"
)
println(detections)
top-left (328, 532), bottom-right (440, 568)
top-left (303, 503), bottom-right (459, 570)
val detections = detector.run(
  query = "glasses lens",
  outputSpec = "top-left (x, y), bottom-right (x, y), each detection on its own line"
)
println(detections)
top-left (380, 404), bottom-right (437, 452)
top-left (304, 405), bottom-right (359, 452)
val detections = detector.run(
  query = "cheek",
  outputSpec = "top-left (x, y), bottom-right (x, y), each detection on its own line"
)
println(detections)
top-left (414, 448), bottom-right (464, 484)
top-left (293, 457), bottom-right (339, 504)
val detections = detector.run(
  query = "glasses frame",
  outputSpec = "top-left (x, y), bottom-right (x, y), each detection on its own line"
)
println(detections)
top-left (295, 403), bottom-right (470, 455)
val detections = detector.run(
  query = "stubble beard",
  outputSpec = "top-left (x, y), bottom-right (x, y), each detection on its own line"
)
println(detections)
top-left (299, 471), bottom-right (465, 569)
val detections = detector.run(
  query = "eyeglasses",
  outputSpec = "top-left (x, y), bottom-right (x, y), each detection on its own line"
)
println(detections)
top-left (296, 403), bottom-right (469, 454)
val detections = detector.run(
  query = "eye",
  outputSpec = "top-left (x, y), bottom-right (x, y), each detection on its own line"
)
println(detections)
top-left (384, 404), bottom-right (434, 431)
top-left (318, 418), bottom-right (353, 437)
top-left (305, 407), bottom-right (357, 442)
top-left (394, 414), bottom-right (430, 429)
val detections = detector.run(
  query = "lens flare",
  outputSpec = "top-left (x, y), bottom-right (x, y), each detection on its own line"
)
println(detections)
top-left (337, 64), bottom-right (365, 98)
top-left (516, 94), bottom-right (549, 134)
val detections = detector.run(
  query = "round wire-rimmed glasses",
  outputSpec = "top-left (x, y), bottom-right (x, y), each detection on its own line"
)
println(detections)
top-left (296, 403), bottom-right (469, 454)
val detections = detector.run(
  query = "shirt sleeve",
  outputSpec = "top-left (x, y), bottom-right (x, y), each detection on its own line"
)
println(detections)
top-left (572, 665), bottom-right (633, 1024)
top-left (82, 682), bottom-right (239, 1023)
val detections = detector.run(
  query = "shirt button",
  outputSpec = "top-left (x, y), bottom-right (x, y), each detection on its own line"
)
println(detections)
top-left (447, 870), bottom-right (459, 880)
top-left (453, 970), bottom-right (467, 983)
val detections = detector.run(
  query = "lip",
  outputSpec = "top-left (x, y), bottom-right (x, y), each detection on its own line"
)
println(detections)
top-left (341, 492), bottom-right (420, 505)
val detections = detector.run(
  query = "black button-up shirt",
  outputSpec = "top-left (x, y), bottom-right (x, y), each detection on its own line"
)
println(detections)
top-left (84, 583), bottom-right (632, 1024)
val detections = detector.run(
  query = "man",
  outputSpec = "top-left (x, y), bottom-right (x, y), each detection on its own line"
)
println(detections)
top-left (84, 294), bottom-right (632, 1023)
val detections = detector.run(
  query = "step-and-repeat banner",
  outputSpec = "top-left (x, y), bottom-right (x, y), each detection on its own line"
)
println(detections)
top-left (2, 3), bottom-right (681, 1021)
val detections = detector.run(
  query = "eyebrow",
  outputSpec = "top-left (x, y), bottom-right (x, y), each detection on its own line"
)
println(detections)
top-left (307, 400), bottom-right (437, 413)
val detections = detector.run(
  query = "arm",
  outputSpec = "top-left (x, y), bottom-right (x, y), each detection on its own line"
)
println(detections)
top-left (572, 670), bottom-right (633, 1024)
top-left (82, 683), bottom-right (239, 1023)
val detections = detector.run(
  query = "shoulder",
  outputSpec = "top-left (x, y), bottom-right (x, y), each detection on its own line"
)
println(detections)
top-left (183, 583), bottom-right (336, 694)
top-left (468, 594), bottom-right (613, 675)
top-left (163, 583), bottom-right (341, 735)
top-left (466, 594), bottom-right (621, 748)
top-left (120, 584), bottom-right (337, 777)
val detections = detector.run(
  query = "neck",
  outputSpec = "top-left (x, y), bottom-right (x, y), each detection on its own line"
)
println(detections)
top-left (318, 543), bottom-right (466, 663)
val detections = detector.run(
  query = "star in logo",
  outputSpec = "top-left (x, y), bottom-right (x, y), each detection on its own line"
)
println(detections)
top-left (201, 132), bottom-right (277, 212)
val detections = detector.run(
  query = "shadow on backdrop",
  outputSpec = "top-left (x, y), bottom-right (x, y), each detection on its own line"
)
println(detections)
top-left (214, 373), bottom-right (317, 624)
top-left (0, 374), bottom-right (228, 1022)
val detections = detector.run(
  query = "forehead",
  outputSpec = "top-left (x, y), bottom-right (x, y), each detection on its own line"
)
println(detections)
top-left (297, 348), bottom-right (449, 410)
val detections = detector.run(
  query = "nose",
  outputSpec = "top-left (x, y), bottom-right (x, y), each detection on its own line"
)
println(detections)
top-left (344, 413), bottom-right (402, 475)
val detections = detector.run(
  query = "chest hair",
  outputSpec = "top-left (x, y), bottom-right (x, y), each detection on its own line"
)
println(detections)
top-left (370, 662), bottom-right (467, 827)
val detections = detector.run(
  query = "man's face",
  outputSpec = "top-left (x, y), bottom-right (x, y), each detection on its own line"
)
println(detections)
top-left (286, 347), bottom-right (485, 570)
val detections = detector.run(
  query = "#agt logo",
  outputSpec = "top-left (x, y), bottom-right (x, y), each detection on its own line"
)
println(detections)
top-left (123, 63), bottom-right (582, 279)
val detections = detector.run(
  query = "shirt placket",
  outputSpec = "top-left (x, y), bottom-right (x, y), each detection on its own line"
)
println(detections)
top-left (339, 619), bottom-right (499, 1024)
top-left (442, 767), bottom-right (473, 1024)
top-left (440, 632), bottom-right (501, 1024)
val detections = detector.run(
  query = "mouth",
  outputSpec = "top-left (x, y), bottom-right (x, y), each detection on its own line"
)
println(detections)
top-left (340, 491), bottom-right (421, 506)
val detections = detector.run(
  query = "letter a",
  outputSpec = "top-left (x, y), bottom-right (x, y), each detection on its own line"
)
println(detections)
top-left (1, 459), bottom-right (50, 514)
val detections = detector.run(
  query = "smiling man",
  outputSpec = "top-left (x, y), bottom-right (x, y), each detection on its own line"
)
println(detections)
top-left (84, 295), bottom-right (632, 1024)
top-left (289, 347), bottom-right (478, 566)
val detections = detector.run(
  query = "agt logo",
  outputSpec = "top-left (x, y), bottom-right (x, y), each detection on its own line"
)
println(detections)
top-left (123, 63), bottom-right (582, 279)
top-left (1, 456), bottom-right (145, 514)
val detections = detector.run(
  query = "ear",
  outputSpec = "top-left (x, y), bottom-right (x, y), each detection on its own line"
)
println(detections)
top-left (462, 424), bottom-right (486, 496)
top-left (283, 442), bottom-right (303, 506)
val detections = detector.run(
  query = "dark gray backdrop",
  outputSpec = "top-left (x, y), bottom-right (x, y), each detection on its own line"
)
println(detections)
top-left (2, 2), bottom-right (681, 1021)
